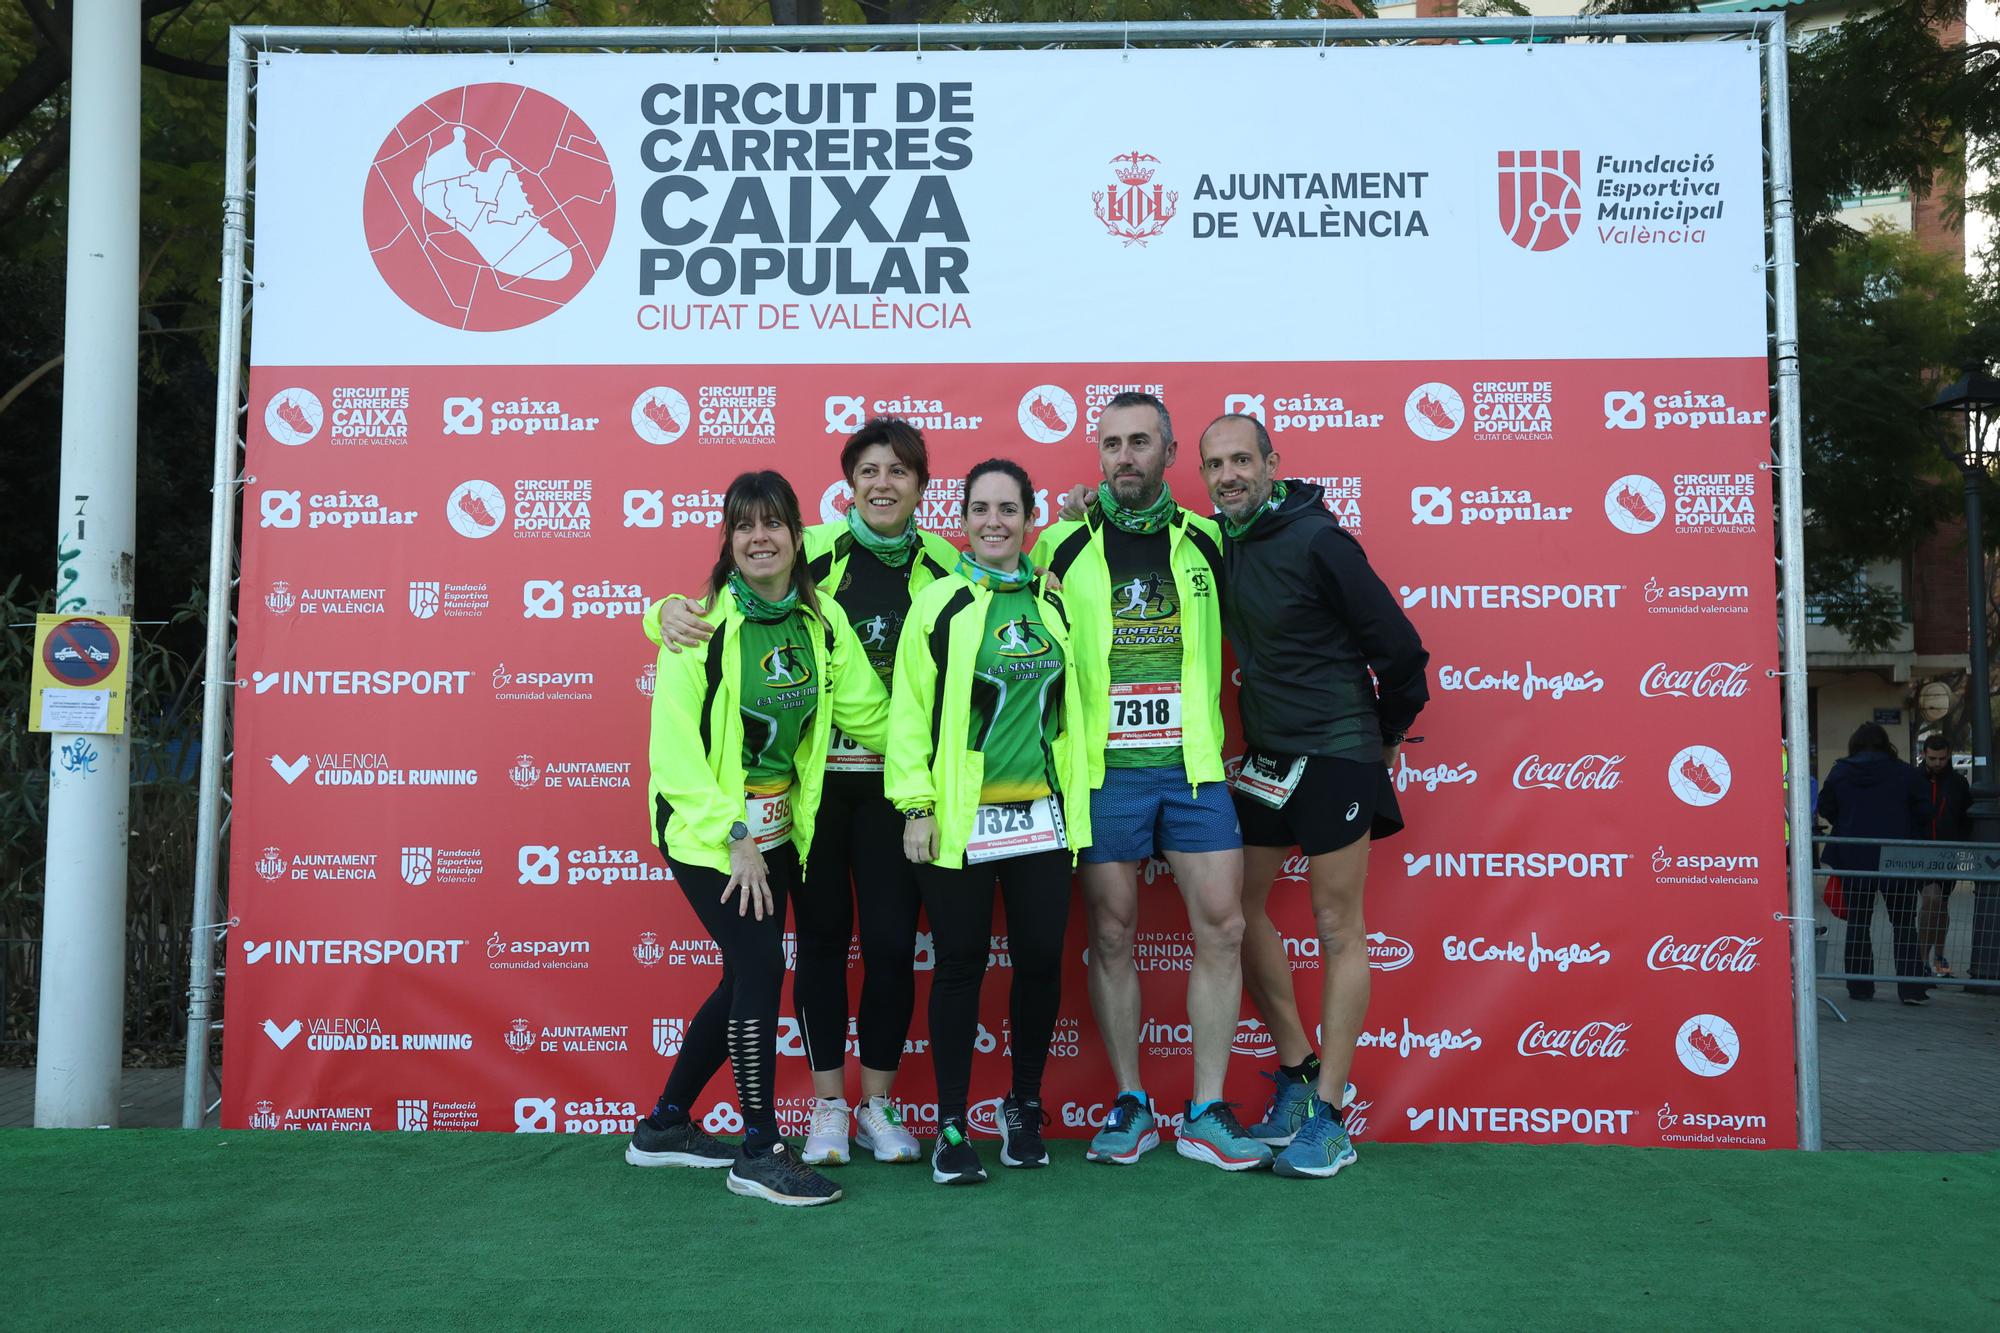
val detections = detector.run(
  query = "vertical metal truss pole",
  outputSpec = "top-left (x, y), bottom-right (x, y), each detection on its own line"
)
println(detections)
top-left (1764, 17), bottom-right (1821, 1151)
top-left (36, 0), bottom-right (140, 1130)
top-left (183, 31), bottom-right (253, 1129)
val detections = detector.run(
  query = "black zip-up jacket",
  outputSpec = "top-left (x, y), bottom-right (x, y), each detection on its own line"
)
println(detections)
top-left (1923, 764), bottom-right (1971, 842)
top-left (1221, 480), bottom-right (1430, 761)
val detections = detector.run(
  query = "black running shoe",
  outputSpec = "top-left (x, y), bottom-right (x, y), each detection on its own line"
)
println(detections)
top-left (998, 1094), bottom-right (1049, 1168)
top-left (624, 1116), bottom-right (733, 1169)
top-left (725, 1142), bottom-right (842, 1207)
top-left (931, 1118), bottom-right (988, 1185)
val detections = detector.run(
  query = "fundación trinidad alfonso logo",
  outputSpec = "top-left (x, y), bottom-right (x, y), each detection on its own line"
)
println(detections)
top-left (362, 83), bottom-right (616, 332)
top-left (265, 388), bottom-right (323, 446)
top-left (1092, 152), bottom-right (1178, 245)
top-left (1497, 149), bottom-right (1583, 252)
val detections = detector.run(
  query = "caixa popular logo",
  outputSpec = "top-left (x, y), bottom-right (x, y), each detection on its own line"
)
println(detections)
top-left (1091, 151), bottom-right (1179, 246)
top-left (362, 84), bottom-right (614, 331)
top-left (1647, 934), bottom-right (1760, 974)
top-left (517, 844), bottom-right (671, 887)
top-left (521, 579), bottom-right (646, 620)
top-left (1517, 1019), bottom-right (1630, 1059)
top-left (1497, 149), bottom-right (1582, 251)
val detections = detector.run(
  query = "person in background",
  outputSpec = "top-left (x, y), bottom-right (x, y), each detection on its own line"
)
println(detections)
top-left (1918, 733), bottom-right (1971, 978)
top-left (1817, 722), bottom-right (1933, 1005)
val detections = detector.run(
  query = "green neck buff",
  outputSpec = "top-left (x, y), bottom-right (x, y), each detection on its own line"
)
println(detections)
top-left (728, 569), bottom-right (800, 624)
top-left (955, 551), bottom-right (1035, 592)
top-left (1222, 479), bottom-right (1288, 541)
top-left (845, 504), bottom-right (919, 568)
top-left (1098, 480), bottom-right (1176, 535)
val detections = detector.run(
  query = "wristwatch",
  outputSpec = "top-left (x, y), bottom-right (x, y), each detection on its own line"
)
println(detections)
top-left (728, 820), bottom-right (750, 844)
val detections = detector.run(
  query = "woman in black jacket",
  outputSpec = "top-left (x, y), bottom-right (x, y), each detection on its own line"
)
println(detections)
top-left (1817, 722), bottom-right (1933, 1003)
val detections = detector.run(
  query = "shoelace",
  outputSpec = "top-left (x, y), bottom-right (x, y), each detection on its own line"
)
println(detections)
top-left (809, 1103), bottom-right (848, 1138)
top-left (770, 1146), bottom-right (825, 1185)
top-left (1205, 1102), bottom-right (1253, 1138)
top-left (1104, 1096), bottom-right (1142, 1134)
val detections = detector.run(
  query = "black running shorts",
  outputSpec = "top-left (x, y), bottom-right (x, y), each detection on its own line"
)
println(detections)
top-left (1231, 754), bottom-right (1404, 855)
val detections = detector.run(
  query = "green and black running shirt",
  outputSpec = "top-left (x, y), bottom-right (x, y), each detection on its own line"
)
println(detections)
top-left (970, 587), bottom-right (1065, 803)
top-left (737, 610), bottom-right (820, 796)
top-left (833, 544), bottom-right (910, 688)
top-left (1103, 524), bottom-right (1183, 769)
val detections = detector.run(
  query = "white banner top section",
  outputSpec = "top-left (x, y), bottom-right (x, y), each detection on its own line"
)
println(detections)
top-left (251, 43), bottom-right (1766, 366)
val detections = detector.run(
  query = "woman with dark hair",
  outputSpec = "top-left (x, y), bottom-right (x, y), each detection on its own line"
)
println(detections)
top-left (888, 458), bottom-right (1093, 1184)
top-left (1817, 721), bottom-right (1933, 1004)
top-left (625, 470), bottom-right (892, 1206)
top-left (653, 419), bottom-right (959, 1166)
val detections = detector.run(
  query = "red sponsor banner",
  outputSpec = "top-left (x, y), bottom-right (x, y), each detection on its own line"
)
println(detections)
top-left (222, 357), bottom-right (1790, 1148)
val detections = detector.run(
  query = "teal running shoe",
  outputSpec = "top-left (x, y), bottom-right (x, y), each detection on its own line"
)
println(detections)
top-left (1175, 1101), bottom-right (1274, 1172)
top-left (1084, 1093), bottom-right (1159, 1165)
top-left (1273, 1099), bottom-right (1358, 1180)
top-left (1250, 1072), bottom-right (1356, 1147)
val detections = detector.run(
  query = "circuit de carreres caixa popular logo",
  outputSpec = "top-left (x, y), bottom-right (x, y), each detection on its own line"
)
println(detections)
top-left (363, 83), bottom-right (616, 331)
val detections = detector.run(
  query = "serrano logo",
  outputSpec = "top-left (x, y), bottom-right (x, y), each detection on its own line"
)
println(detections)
top-left (265, 388), bottom-right (323, 446)
top-left (1675, 1014), bottom-right (1740, 1076)
top-left (631, 387), bottom-right (690, 444)
top-left (1497, 149), bottom-right (1582, 251)
top-left (1091, 151), bottom-right (1179, 245)
top-left (362, 84), bottom-right (614, 331)
top-left (1604, 475), bottom-right (1667, 535)
top-left (1017, 385), bottom-right (1078, 443)
top-left (1366, 932), bottom-right (1414, 971)
top-left (1667, 745), bottom-right (1733, 807)
top-left (1404, 383), bottom-right (1464, 441)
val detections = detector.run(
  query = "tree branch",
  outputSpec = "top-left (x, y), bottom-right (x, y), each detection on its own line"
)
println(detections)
top-left (139, 40), bottom-right (226, 82)
top-left (0, 113), bottom-right (68, 228)
top-left (0, 42), bottom-right (65, 144)
top-left (19, 0), bottom-right (70, 57)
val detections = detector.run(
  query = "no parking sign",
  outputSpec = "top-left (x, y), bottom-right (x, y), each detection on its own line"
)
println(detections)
top-left (29, 614), bottom-right (130, 734)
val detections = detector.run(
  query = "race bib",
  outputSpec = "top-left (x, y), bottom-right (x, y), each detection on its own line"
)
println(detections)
top-left (745, 790), bottom-right (794, 851)
top-left (1107, 682), bottom-right (1183, 750)
top-left (825, 725), bottom-right (884, 773)
top-left (964, 794), bottom-right (1068, 864)
top-left (1231, 751), bottom-right (1307, 810)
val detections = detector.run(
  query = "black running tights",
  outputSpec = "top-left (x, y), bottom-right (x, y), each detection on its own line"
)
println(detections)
top-left (792, 773), bottom-right (925, 1074)
top-left (650, 845), bottom-right (798, 1153)
top-left (919, 849), bottom-right (1073, 1125)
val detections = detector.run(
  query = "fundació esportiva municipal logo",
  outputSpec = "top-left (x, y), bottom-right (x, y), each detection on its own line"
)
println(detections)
top-left (1092, 151), bottom-right (1179, 246)
top-left (1497, 149), bottom-right (1583, 252)
top-left (363, 84), bottom-right (615, 331)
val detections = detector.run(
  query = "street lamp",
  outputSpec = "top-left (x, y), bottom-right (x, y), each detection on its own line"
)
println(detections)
top-left (1926, 362), bottom-right (2000, 989)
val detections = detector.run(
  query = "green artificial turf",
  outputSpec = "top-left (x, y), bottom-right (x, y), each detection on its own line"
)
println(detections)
top-left (3, 1131), bottom-right (1995, 1329)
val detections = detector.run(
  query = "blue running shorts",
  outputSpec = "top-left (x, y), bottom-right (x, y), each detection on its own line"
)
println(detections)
top-left (1081, 762), bottom-right (1243, 864)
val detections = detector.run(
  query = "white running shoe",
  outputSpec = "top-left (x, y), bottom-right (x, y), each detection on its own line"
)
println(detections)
top-left (801, 1097), bottom-right (851, 1166)
top-left (854, 1095), bottom-right (923, 1163)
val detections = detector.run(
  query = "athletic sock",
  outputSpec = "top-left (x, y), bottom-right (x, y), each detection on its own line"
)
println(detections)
top-left (648, 1101), bottom-right (689, 1129)
top-left (1187, 1098), bottom-right (1219, 1122)
top-left (1279, 1054), bottom-right (1320, 1084)
top-left (741, 1122), bottom-right (779, 1158)
top-left (1119, 1088), bottom-right (1149, 1110)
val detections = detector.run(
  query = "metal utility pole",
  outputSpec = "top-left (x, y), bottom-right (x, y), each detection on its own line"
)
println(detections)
top-left (35, 0), bottom-right (139, 1128)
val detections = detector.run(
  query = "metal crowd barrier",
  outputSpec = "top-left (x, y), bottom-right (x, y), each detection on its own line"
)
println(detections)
top-left (1809, 836), bottom-right (2000, 1001)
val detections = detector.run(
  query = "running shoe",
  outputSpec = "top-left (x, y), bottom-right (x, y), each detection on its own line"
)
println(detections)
top-left (998, 1094), bottom-right (1050, 1168)
top-left (624, 1116), bottom-right (734, 1169)
top-left (1250, 1073), bottom-right (1356, 1147)
top-left (1273, 1100), bottom-right (1358, 1180)
top-left (801, 1097), bottom-right (850, 1166)
top-left (931, 1118), bottom-right (988, 1185)
top-left (1084, 1093), bottom-right (1159, 1165)
top-left (854, 1096), bottom-right (922, 1163)
top-left (1932, 956), bottom-right (1956, 979)
top-left (726, 1142), bottom-right (843, 1206)
top-left (1175, 1101), bottom-right (1274, 1172)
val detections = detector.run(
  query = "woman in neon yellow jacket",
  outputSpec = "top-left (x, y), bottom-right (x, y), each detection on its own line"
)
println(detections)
top-left (887, 458), bottom-right (1093, 1185)
top-left (626, 470), bottom-right (889, 1210)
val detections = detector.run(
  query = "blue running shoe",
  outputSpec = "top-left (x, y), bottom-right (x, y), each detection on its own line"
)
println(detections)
top-left (1085, 1093), bottom-right (1159, 1165)
top-left (1274, 1099), bottom-right (1358, 1180)
top-left (1250, 1073), bottom-right (1356, 1147)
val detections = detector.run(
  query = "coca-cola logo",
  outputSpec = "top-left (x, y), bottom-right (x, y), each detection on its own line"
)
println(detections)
top-left (1639, 661), bottom-right (1752, 699)
top-left (1513, 753), bottom-right (1625, 791)
top-left (1517, 1019), bottom-right (1631, 1059)
top-left (1275, 853), bottom-right (1312, 886)
top-left (1646, 934), bottom-right (1760, 973)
